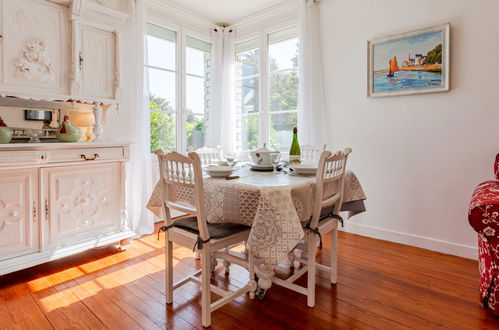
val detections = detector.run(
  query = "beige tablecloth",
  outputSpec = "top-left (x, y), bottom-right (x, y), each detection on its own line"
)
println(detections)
top-left (147, 168), bottom-right (366, 266)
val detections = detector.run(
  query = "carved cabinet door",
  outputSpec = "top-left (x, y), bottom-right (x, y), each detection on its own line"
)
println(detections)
top-left (41, 162), bottom-right (122, 249)
top-left (1, 0), bottom-right (70, 96)
top-left (79, 24), bottom-right (116, 100)
top-left (0, 168), bottom-right (39, 262)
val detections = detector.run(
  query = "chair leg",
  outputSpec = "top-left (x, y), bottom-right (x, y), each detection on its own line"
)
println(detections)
top-left (223, 247), bottom-right (231, 275)
top-left (201, 248), bottom-right (211, 327)
top-left (307, 232), bottom-right (316, 308)
top-left (248, 251), bottom-right (257, 299)
top-left (165, 235), bottom-right (173, 304)
top-left (331, 229), bottom-right (338, 284)
top-left (195, 248), bottom-right (201, 260)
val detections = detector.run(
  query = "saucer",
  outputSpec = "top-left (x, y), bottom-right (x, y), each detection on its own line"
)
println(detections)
top-left (250, 164), bottom-right (274, 171)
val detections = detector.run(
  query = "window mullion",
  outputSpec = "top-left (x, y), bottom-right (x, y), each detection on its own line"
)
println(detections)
top-left (260, 30), bottom-right (268, 147)
top-left (178, 27), bottom-right (186, 153)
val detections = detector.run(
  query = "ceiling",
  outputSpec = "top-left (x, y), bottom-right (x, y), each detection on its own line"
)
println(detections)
top-left (163, 0), bottom-right (289, 24)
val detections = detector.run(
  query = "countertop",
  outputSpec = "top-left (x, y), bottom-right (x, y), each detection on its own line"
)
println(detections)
top-left (0, 141), bottom-right (131, 150)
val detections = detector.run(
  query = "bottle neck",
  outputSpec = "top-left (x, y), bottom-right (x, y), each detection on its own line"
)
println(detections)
top-left (293, 131), bottom-right (298, 140)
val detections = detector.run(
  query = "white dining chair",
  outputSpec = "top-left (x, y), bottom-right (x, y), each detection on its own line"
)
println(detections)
top-left (195, 146), bottom-right (223, 166)
top-left (301, 144), bottom-right (327, 165)
top-left (156, 150), bottom-right (256, 327)
top-left (271, 148), bottom-right (351, 308)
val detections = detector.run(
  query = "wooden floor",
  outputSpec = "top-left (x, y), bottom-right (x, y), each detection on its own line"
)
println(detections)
top-left (1, 225), bottom-right (497, 330)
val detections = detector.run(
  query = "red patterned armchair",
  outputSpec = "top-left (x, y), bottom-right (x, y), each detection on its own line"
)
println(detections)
top-left (468, 154), bottom-right (499, 315)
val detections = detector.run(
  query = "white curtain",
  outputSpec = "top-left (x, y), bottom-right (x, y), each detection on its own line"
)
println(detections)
top-left (298, 0), bottom-right (327, 146)
top-left (207, 28), bottom-right (235, 153)
top-left (126, 0), bottom-right (154, 237)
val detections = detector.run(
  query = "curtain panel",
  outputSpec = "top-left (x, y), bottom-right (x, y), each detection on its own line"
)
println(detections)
top-left (207, 28), bottom-right (236, 153)
top-left (298, 0), bottom-right (327, 146)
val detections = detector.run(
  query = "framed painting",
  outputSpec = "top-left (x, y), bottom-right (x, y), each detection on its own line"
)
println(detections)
top-left (368, 23), bottom-right (450, 97)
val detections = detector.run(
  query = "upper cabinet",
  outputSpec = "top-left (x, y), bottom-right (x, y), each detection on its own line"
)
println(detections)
top-left (78, 23), bottom-right (119, 101)
top-left (0, 0), bottom-right (70, 98)
top-left (0, 0), bottom-right (130, 104)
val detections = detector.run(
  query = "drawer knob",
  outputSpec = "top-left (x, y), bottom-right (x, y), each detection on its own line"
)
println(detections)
top-left (81, 153), bottom-right (100, 161)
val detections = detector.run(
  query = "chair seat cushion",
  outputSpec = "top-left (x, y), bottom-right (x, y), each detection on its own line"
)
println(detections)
top-left (173, 216), bottom-right (250, 239)
top-left (301, 205), bottom-right (337, 228)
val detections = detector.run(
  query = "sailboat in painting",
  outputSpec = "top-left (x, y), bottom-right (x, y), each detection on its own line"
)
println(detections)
top-left (387, 56), bottom-right (399, 77)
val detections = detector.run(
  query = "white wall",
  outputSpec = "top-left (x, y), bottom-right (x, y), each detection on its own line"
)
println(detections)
top-left (320, 0), bottom-right (499, 259)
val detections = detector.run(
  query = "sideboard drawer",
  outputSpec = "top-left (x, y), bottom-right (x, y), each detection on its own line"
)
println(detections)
top-left (45, 147), bottom-right (126, 163)
top-left (0, 150), bottom-right (44, 166)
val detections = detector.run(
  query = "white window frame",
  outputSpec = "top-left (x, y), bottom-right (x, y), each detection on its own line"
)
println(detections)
top-left (145, 17), bottom-right (212, 153)
top-left (235, 20), bottom-right (299, 151)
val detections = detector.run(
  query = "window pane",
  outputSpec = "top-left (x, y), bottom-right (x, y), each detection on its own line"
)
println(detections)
top-left (146, 35), bottom-right (176, 70)
top-left (238, 114), bottom-right (259, 151)
top-left (237, 77), bottom-right (259, 114)
top-left (185, 37), bottom-right (211, 151)
top-left (236, 48), bottom-right (259, 77)
top-left (268, 34), bottom-right (298, 72)
top-left (268, 27), bottom-right (298, 152)
top-left (150, 111), bottom-right (176, 153)
top-left (186, 47), bottom-right (206, 76)
top-left (235, 45), bottom-right (260, 151)
top-left (147, 68), bottom-right (176, 110)
top-left (186, 114), bottom-right (205, 151)
top-left (269, 111), bottom-right (297, 151)
top-left (268, 69), bottom-right (298, 112)
top-left (186, 76), bottom-right (205, 115)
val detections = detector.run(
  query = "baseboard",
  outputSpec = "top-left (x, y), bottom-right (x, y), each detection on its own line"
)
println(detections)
top-left (341, 222), bottom-right (477, 260)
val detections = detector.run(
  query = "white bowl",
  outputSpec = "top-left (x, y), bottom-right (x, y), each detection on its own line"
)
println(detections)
top-left (290, 165), bottom-right (317, 175)
top-left (205, 165), bottom-right (235, 177)
top-left (206, 171), bottom-right (233, 177)
top-left (206, 165), bottom-right (233, 172)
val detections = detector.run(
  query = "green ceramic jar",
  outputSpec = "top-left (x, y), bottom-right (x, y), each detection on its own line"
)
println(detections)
top-left (0, 117), bottom-right (13, 144)
top-left (57, 116), bottom-right (80, 142)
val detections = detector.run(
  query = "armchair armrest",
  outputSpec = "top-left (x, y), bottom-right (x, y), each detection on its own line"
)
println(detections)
top-left (495, 153), bottom-right (499, 180)
top-left (468, 181), bottom-right (499, 237)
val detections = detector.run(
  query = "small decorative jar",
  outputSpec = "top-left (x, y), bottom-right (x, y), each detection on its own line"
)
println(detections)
top-left (57, 116), bottom-right (80, 142)
top-left (0, 117), bottom-right (13, 144)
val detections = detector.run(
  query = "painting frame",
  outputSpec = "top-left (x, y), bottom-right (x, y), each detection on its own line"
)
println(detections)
top-left (367, 23), bottom-right (450, 98)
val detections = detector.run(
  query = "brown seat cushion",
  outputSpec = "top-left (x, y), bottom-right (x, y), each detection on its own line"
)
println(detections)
top-left (301, 205), bottom-right (337, 228)
top-left (173, 217), bottom-right (250, 239)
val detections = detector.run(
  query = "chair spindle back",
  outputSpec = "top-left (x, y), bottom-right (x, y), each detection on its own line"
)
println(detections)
top-left (310, 148), bottom-right (352, 229)
top-left (155, 150), bottom-right (209, 240)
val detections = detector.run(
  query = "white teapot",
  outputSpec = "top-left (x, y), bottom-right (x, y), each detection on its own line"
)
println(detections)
top-left (250, 143), bottom-right (280, 166)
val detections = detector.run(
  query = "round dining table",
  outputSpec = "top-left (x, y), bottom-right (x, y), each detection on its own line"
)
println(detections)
top-left (147, 165), bottom-right (366, 273)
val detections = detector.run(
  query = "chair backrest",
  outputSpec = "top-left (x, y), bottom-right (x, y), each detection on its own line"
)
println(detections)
top-left (301, 144), bottom-right (327, 165)
top-left (155, 150), bottom-right (209, 240)
top-left (195, 147), bottom-right (222, 166)
top-left (310, 148), bottom-right (352, 229)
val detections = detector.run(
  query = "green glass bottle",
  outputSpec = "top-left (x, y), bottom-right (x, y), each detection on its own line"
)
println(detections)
top-left (289, 126), bottom-right (301, 164)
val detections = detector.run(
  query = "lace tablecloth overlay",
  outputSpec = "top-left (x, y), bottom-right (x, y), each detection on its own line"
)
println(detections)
top-left (147, 168), bottom-right (366, 266)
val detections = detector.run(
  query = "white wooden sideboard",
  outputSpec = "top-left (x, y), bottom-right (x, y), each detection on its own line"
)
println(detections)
top-left (0, 142), bottom-right (134, 275)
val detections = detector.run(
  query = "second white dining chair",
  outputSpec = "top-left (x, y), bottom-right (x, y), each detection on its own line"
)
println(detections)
top-left (271, 148), bottom-right (351, 308)
top-left (156, 150), bottom-right (256, 327)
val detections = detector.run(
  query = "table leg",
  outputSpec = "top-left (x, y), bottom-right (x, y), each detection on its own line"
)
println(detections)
top-left (254, 263), bottom-right (274, 299)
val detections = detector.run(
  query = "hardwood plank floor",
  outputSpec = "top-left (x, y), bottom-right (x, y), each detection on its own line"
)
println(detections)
top-left (0, 225), bottom-right (497, 329)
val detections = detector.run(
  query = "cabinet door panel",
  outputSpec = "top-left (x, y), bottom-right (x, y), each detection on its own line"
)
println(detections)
top-left (0, 168), bottom-right (38, 261)
top-left (80, 25), bottom-right (115, 99)
top-left (42, 162), bottom-right (121, 248)
top-left (1, 0), bottom-right (69, 95)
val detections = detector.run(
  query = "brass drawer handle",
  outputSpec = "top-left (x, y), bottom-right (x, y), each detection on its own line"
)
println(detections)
top-left (81, 153), bottom-right (99, 161)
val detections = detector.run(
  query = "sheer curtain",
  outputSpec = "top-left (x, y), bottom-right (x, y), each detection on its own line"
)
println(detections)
top-left (126, 0), bottom-right (154, 237)
top-left (207, 28), bottom-right (235, 153)
top-left (298, 0), bottom-right (327, 146)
